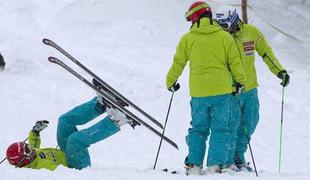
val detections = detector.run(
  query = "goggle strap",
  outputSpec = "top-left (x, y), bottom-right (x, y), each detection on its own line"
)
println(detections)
top-left (15, 155), bottom-right (27, 168)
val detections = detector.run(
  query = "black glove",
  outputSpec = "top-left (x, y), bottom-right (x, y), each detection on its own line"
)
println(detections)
top-left (277, 70), bottom-right (290, 87)
top-left (32, 120), bottom-right (49, 135)
top-left (0, 53), bottom-right (5, 70)
top-left (168, 82), bottom-right (180, 92)
top-left (232, 83), bottom-right (244, 96)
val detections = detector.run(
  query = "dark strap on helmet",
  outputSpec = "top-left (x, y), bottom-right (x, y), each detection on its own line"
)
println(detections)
top-left (191, 17), bottom-right (213, 29)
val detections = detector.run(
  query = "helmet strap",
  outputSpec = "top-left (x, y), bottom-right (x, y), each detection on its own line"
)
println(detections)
top-left (237, 18), bottom-right (242, 31)
top-left (190, 17), bottom-right (213, 28)
top-left (14, 150), bottom-right (36, 167)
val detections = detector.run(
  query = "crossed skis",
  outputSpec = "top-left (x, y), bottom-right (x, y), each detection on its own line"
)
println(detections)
top-left (42, 38), bottom-right (178, 150)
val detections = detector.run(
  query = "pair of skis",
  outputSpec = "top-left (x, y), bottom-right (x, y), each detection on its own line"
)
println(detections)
top-left (42, 38), bottom-right (178, 150)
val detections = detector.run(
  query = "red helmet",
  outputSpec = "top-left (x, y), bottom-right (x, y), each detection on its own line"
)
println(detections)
top-left (185, 1), bottom-right (212, 23)
top-left (6, 142), bottom-right (36, 167)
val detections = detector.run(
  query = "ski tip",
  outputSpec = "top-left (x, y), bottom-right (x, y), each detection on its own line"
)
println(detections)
top-left (42, 38), bottom-right (52, 45)
top-left (48, 56), bottom-right (59, 63)
top-left (171, 142), bottom-right (179, 150)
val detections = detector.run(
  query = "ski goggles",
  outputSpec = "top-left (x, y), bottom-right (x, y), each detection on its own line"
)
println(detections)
top-left (15, 143), bottom-right (36, 168)
top-left (216, 10), bottom-right (239, 30)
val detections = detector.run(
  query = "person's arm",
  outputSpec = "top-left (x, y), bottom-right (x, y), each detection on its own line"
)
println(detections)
top-left (166, 36), bottom-right (188, 88)
top-left (28, 131), bottom-right (41, 149)
top-left (227, 36), bottom-right (247, 85)
top-left (28, 120), bottom-right (49, 148)
top-left (253, 26), bottom-right (285, 76)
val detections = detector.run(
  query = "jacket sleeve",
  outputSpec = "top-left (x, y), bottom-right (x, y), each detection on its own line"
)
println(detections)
top-left (252, 26), bottom-right (285, 76)
top-left (166, 36), bottom-right (188, 88)
top-left (226, 35), bottom-right (247, 84)
top-left (28, 131), bottom-right (41, 149)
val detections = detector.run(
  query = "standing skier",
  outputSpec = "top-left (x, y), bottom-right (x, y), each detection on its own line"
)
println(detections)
top-left (215, 7), bottom-right (290, 171)
top-left (0, 53), bottom-right (5, 70)
top-left (166, 1), bottom-right (247, 175)
top-left (6, 81), bottom-right (133, 170)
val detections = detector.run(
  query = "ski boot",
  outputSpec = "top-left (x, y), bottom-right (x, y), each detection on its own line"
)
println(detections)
top-left (220, 164), bottom-right (240, 173)
top-left (236, 162), bottom-right (253, 172)
top-left (184, 163), bottom-right (202, 176)
top-left (206, 165), bottom-right (221, 174)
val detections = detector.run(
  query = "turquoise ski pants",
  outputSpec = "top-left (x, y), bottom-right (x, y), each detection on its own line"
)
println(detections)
top-left (185, 94), bottom-right (240, 167)
top-left (234, 88), bottom-right (259, 164)
top-left (57, 97), bottom-right (120, 170)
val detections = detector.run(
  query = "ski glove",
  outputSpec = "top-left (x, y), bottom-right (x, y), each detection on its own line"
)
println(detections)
top-left (32, 120), bottom-right (49, 136)
top-left (0, 53), bottom-right (5, 70)
top-left (232, 83), bottom-right (244, 96)
top-left (277, 70), bottom-right (290, 87)
top-left (168, 82), bottom-right (180, 92)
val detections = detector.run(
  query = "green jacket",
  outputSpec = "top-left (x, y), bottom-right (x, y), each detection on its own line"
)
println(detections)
top-left (24, 131), bottom-right (67, 170)
top-left (166, 18), bottom-right (246, 97)
top-left (233, 21), bottom-right (285, 91)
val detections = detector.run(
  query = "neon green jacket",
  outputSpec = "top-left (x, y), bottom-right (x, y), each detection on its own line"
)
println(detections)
top-left (166, 18), bottom-right (246, 97)
top-left (24, 131), bottom-right (67, 170)
top-left (233, 21), bottom-right (285, 91)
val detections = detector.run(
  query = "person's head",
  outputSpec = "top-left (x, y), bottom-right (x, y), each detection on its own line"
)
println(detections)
top-left (215, 6), bottom-right (240, 33)
top-left (6, 142), bottom-right (36, 167)
top-left (185, 1), bottom-right (212, 24)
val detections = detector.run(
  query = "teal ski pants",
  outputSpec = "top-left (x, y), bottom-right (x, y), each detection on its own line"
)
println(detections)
top-left (234, 88), bottom-right (259, 164)
top-left (185, 94), bottom-right (240, 167)
top-left (57, 97), bottom-right (120, 170)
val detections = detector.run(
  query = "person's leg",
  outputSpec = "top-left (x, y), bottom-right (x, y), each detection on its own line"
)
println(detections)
top-left (185, 97), bottom-right (210, 167)
top-left (207, 94), bottom-right (236, 167)
top-left (65, 117), bottom-right (120, 170)
top-left (234, 88), bottom-right (259, 164)
top-left (57, 97), bottom-right (104, 151)
top-left (225, 95), bottom-right (241, 165)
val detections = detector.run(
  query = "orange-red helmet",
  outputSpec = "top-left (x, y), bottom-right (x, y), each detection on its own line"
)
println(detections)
top-left (6, 142), bottom-right (36, 167)
top-left (185, 1), bottom-right (212, 23)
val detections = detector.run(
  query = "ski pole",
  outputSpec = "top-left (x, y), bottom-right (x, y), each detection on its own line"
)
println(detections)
top-left (153, 92), bottom-right (175, 170)
top-left (236, 95), bottom-right (258, 177)
top-left (244, 127), bottom-right (259, 177)
top-left (278, 86), bottom-right (285, 172)
top-left (0, 138), bottom-right (28, 165)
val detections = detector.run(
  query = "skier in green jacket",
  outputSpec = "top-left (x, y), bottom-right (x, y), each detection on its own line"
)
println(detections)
top-left (166, 1), bottom-right (246, 175)
top-left (6, 85), bottom-right (132, 170)
top-left (215, 7), bottom-right (290, 171)
top-left (6, 120), bottom-right (67, 170)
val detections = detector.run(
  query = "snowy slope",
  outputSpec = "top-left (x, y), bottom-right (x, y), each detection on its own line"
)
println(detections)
top-left (0, 0), bottom-right (310, 179)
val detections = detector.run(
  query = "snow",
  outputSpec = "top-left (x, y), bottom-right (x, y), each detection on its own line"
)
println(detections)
top-left (0, 0), bottom-right (310, 179)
